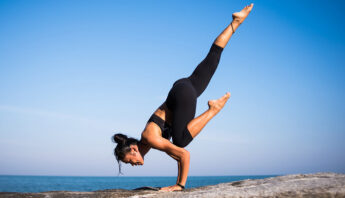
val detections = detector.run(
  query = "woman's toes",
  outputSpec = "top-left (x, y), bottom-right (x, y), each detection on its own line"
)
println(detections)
top-left (222, 92), bottom-right (231, 100)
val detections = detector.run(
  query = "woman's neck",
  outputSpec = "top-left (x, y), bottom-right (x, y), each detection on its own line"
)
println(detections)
top-left (138, 140), bottom-right (151, 159)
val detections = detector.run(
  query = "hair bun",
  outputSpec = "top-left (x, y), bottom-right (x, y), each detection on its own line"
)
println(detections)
top-left (113, 133), bottom-right (128, 145)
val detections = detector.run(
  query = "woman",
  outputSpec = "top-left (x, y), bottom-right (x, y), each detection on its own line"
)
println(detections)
top-left (112, 3), bottom-right (254, 192)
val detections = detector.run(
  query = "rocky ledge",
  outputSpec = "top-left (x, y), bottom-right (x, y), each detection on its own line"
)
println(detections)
top-left (1, 172), bottom-right (344, 198)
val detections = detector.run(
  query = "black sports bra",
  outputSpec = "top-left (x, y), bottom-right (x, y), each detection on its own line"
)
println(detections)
top-left (147, 114), bottom-right (172, 140)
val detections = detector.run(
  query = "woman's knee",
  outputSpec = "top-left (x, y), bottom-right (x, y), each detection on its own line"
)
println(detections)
top-left (173, 138), bottom-right (190, 148)
top-left (172, 128), bottom-right (193, 148)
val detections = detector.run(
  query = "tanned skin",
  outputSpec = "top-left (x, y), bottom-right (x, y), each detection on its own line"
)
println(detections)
top-left (122, 3), bottom-right (254, 192)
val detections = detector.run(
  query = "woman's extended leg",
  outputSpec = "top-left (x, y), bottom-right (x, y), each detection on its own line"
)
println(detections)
top-left (187, 4), bottom-right (254, 138)
top-left (214, 3), bottom-right (254, 48)
top-left (188, 4), bottom-right (254, 98)
top-left (167, 4), bottom-right (254, 146)
top-left (187, 43), bottom-right (223, 98)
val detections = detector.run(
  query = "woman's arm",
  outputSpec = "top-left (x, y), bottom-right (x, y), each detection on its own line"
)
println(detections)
top-left (145, 135), bottom-right (190, 191)
top-left (167, 153), bottom-right (182, 184)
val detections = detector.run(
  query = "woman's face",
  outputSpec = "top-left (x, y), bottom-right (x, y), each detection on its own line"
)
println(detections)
top-left (123, 144), bottom-right (144, 166)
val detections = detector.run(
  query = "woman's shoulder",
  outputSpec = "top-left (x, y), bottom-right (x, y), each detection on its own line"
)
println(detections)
top-left (141, 122), bottom-right (161, 143)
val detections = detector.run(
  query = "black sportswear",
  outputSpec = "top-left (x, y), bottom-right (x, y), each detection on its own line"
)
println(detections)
top-left (147, 43), bottom-right (224, 148)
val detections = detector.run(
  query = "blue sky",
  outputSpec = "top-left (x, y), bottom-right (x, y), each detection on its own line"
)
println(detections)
top-left (0, 0), bottom-right (344, 176)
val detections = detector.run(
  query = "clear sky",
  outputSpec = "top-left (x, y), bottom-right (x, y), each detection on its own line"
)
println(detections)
top-left (0, 0), bottom-right (344, 176)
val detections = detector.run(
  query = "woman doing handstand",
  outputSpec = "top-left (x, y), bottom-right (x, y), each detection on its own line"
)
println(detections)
top-left (112, 3), bottom-right (254, 192)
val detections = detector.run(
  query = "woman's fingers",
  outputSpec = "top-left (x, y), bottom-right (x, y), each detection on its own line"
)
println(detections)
top-left (159, 185), bottom-right (182, 192)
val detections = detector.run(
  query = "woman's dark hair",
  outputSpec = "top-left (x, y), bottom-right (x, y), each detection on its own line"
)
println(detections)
top-left (112, 133), bottom-right (139, 175)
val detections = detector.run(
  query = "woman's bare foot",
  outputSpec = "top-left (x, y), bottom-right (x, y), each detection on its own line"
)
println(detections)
top-left (208, 92), bottom-right (231, 113)
top-left (232, 3), bottom-right (254, 28)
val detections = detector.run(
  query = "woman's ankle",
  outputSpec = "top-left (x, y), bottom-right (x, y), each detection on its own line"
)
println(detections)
top-left (230, 20), bottom-right (241, 31)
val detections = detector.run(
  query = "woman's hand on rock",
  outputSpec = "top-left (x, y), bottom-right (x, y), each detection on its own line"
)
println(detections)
top-left (159, 184), bottom-right (183, 192)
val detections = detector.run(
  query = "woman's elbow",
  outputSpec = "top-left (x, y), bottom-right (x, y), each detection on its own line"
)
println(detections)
top-left (180, 149), bottom-right (190, 161)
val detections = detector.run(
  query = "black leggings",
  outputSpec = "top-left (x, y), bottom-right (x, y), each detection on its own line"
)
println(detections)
top-left (165, 43), bottom-right (224, 147)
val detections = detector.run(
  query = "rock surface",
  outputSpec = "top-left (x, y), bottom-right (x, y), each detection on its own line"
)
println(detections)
top-left (1, 172), bottom-right (344, 198)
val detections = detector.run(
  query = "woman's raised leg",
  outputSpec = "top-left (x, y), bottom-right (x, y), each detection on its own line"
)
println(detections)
top-left (188, 3), bottom-right (254, 98)
top-left (187, 43), bottom-right (223, 98)
top-left (214, 3), bottom-right (254, 48)
top-left (187, 3), bottom-right (254, 139)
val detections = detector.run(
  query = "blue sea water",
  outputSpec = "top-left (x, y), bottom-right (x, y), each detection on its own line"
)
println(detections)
top-left (0, 175), bottom-right (280, 193)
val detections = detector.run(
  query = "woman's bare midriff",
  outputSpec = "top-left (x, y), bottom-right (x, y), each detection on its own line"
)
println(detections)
top-left (154, 102), bottom-right (173, 125)
top-left (141, 102), bottom-right (173, 140)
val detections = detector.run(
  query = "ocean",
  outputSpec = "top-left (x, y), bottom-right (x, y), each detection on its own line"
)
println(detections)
top-left (0, 175), bottom-right (279, 193)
